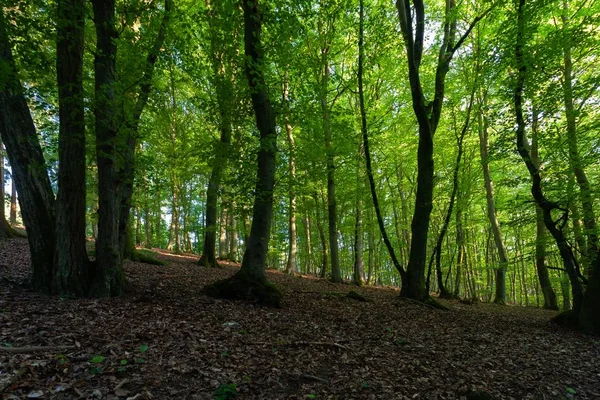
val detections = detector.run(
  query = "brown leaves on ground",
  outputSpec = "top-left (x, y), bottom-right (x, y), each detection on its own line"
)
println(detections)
top-left (1, 238), bottom-right (599, 399)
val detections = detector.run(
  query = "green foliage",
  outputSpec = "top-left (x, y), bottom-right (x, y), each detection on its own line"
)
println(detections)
top-left (138, 344), bottom-right (149, 353)
top-left (89, 355), bottom-right (105, 364)
top-left (213, 383), bottom-right (237, 400)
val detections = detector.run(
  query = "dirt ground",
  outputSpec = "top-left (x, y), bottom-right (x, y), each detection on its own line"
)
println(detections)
top-left (1, 238), bottom-right (599, 399)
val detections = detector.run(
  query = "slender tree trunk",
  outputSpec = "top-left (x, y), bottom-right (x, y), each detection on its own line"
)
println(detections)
top-left (53, 0), bottom-right (89, 296)
top-left (90, 0), bottom-right (124, 297)
top-left (198, 0), bottom-right (234, 268)
top-left (10, 175), bottom-right (17, 225)
top-left (359, 0), bottom-right (405, 282)
top-left (514, 0), bottom-right (583, 319)
top-left (321, 56), bottom-right (341, 283)
top-left (218, 206), bottom-right (228, 259)
top-left (0, 140), bottom-right (15, 239)
top-left (283, 76), bottom-right (297, 275)
top-left (227, 206), bottom-right (238, 261)
top-left (395, 0), bottom-right (483, 302)
top-left (314, 193), bottom-right (328, 279)
top-left (304, 213), bottom-right (313, 274)
top-left (434, 91), bottom-right (474, 298)
top-left (144, 173), bottom-right (152, 248)
top-left (531, 106), bottom-right (558, 309)
top-left (478, 95), bottom-right (508, 304)
top-left (0, 11), bottom-right (56, 291)
top-left (353, 144), bottom-right (364, 286)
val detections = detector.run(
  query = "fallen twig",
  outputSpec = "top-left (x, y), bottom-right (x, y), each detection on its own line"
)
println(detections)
top-left (0, 345), bottom-right (76, 354)
top-left (300, 374), bottom-right (328, 383)
top-left (244, 340), bottom-right (350, 351)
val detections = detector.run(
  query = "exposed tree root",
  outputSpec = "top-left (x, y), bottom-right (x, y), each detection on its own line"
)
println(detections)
top-left (398, 296), bottom-right (449, 311)
top-left (203, 272), bottom-right (282, 308)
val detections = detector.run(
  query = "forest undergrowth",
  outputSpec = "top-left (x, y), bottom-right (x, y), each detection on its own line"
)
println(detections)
top-left (1, 238), bottom-right (599, 400)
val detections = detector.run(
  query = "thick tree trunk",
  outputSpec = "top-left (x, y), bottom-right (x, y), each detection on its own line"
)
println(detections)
top-left (90, 0), bottom-right (125, 297)
top-left (0, 12), bottom-right (56, 290)
top-left (53, 0), bottom-right (89, 296)
top-left (223, 0), bottom-right (274, 280)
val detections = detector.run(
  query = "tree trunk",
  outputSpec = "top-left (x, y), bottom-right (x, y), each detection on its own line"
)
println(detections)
top-left (90, 0), bottom-right (125, 297)
top-left (218, 206), bottom-right (228, 259)
top-left (10, 174), bottom-right (17, 225)
top-left (434, 90), bottom-right (474, 298)
top-left (478, 95), bottom-right (508, 304)
top-left (353, 144), bottom-right (364, 286)
top-left (227, 207), bottom-right (238, 261)
top-left (0, 11), bottom-right (56, 290)
top-left (531, 106), bottom-right (558, 310)
top-left (314, 192), bottom-right (328, 279)
top-left (118, 0), bottom-right (171, 261)
top-left (283, 75), bottom-right (297, 275)
top-left (304, 213), bottom-right (313, 274)
top-left (0, 140), bottom-right (16, 239)
top-left (514, 0), bottom-right (583, 318)
top-left (52, 0), bottom-right (89, 296)
top-left (395, 0), bottom-right (481, 302)
top-left (321, 56), bottom-right (341, 283)
top-left (198, 0), bottom-right (233, 268)
top-left (359, 0), bottom-right (405, 282)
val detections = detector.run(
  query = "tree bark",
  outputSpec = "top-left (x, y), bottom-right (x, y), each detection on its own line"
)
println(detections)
top-left (478, 101), bottom-right (509, 304)
top-left (360, 0), bottom-right (405, 282)
top-left (198, 0), bottom-right (233, 268)
top-left (52, 0), bottom-right (89, 296)
top-left (314, 192), bottom-right (328, 279)
top-left (514, 0), bottom-right (583, 317)
top-left (0, 11), bottom-right (56, 291)
top-left (90, 0), bottom-right (125, 297)
top-left (531, 106), bottom-right (558, 310)
top-left (118, 0), bottom-right (171, 261)
top-left (237, 0), bottom-right (278, 283)
top-left (10, 175), bottom-right (17, 225)
top-left (284, 76), bottom-right (297, 275)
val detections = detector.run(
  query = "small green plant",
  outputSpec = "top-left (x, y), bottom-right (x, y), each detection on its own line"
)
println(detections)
top-left (566, 387), bottom-right (576, 398)
top-left (1, 342), bottom-right (13, 348)
top-left (305, 395), bottom-right (317, 399)
top-left (138, 344), bottom-right (149, 353)
top-left (120, 359), bottom-right (128, 365)
top-left (221, 351), bottom-right (229, 357)
top-left (134, 357), bottom-right (145, 364)
top-left (56, 354), bottom-right (68, 365)
top-left (213, 383), bottom-right (237, 400)
top-left (361, 382), bottom-right (370, 389)
top-left (90, 355), bottom-right (105, 364)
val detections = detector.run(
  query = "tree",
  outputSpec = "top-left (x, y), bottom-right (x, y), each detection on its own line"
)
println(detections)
top-left (52, 0), bottom-right (89, 296)
top-left (204, 0), bottom-right (282, 307)
top-left (0, 9), bottom-right (56, 291)
top-left (395, 0), bottom-right (489, 301)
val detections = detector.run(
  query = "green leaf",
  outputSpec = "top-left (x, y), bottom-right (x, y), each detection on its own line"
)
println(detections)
top-left (120, 359), bottom-right (128, 365)
top-left (566, 387), bottom-right (576, 395)
top-left (138, 344), bottom-right (149, 353)
top-left (135, 357), bottom-right (145, 364)
top-left (306, 395), bottom-right (317, 399)
top-left (90, 355), bottom-right (105, 364)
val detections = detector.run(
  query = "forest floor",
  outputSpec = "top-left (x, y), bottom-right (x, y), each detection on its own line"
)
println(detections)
top-left (1, 238), bottom-right (599, 400)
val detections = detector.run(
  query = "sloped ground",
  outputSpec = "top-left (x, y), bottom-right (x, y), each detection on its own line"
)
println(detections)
top-left (1, 238), bottom-right (599, 400)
